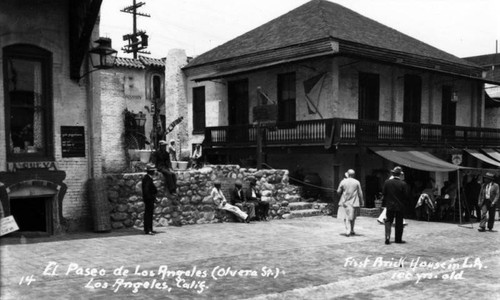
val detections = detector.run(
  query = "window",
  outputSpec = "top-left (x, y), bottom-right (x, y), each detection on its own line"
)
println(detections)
top-left (278, 73), bottom-right (296, 122)
top-left (192, 86), bottom-right (206, 133)
top-left (358, 72), bottom-right (380, 121)
top-left (152, 74), bottom-right (162, 100)
top-left (3, 44), bottom-right (53, 160)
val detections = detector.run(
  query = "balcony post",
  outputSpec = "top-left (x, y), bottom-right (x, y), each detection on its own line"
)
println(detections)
top-left (256, 125), bottom-right (264, 169)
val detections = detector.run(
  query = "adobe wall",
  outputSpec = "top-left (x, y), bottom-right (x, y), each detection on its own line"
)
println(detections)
top-left (105, 165), bottom-right (303, 229)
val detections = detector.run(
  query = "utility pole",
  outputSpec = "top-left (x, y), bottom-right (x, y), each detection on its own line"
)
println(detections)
top-left (121, 0), bottom-right (150, 58)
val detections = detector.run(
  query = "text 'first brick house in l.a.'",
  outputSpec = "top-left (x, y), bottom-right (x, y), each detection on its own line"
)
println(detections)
top-left (177, 0), bottom-right (500, 208)
top-left (0, 0), bottom-right (108, 234)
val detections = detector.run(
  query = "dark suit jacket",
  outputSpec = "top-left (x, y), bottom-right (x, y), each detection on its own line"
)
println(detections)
top-left (142, 174), bottom-right (158, 203)
top-left (382, 178), bottom-right (409, 212)
top-left (154, 148), bottom-right (172, 171)
top-left (245, 187), bottom-right (261, 202)
top-left (231, 187), bottom-right (246, 205)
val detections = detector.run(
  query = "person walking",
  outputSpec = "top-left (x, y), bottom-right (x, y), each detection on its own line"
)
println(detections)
top-left (382, 166), bottom-right (410, 244)
top-left (478, 172), bottom-right (499, 232)
top-left (336, 169), bottom-right (364, 236)
top-left (142, 164), bottom-right (158, 235)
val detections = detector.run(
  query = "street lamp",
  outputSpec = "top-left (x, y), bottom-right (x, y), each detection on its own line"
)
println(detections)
top-left (78, 37), bottom-right (117, 81)
top-left (134, 111), bottom-right (146, 127)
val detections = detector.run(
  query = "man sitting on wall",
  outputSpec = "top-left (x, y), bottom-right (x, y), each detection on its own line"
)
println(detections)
top-left (245, 179), bottom-right (270, 221)
top-left (231, 180), bottom-right (256, 221)
top-left (155, 140), bottom-right (177, 196)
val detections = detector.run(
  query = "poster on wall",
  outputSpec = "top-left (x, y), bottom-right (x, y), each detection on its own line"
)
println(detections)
top-left (61, 126), bottom-right (86, 158)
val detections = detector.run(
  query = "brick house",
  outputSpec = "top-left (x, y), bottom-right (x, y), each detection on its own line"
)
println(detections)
top-left (0, 0), bottom-right (106, 234)
top-left (179, 0), bottom-right (500, 206)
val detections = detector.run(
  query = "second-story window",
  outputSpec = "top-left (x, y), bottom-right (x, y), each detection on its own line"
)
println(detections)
top-left (152, 74), bottom-right (161, 100)
top-left (278, 72), bottom-right (296, 122)
top-left (3, 44), bottom-right (53, 161)
top-left (192, 86), bottom-right (206, 133)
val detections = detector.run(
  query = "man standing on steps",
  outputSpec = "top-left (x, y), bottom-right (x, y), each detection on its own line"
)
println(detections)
top-left (382, 166), bottom-right (410, 244)
top-left (336, 169), bottom-right (364, 236)
top-left (478, 172), bottom-right (499, 232)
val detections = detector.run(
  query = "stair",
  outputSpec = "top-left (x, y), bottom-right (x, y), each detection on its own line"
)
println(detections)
top-left (287, 201), bottom-right (327, 219)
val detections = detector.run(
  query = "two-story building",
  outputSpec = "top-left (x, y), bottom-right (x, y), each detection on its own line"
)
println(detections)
top-left (1, 0), bottom-right (107, 234)
top-left (179, 0), bottom-right (500, 206)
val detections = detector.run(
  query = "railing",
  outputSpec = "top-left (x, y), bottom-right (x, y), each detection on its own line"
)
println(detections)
top-left (204, 118), bottom-right (500, 148)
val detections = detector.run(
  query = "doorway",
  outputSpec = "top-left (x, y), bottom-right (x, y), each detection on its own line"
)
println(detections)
top-left (10, 196), bottom-right (52, 233)
top-left (227, 79), bottom-right (249, 142)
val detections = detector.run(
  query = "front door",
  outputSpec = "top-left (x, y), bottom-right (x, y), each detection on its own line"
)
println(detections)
top-left (227, 79), bottom-right (249, 142)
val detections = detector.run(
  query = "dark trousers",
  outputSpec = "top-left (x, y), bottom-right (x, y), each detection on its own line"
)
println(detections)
top-left (256, 201), bottom-right (270, 220)
top-left (144, 201), bottom-right (154, 233)
top-left (479, 203), bottom-right (497, 230)
top-left (159, 169), bottom-right (177, 194)
top-left (386, 209), bottom-right (404, 242)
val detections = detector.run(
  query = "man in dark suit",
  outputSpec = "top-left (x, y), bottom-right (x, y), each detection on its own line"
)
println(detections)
top-left (382, 166), bottom-right (410, 244)
top-left (142, 164), bottom-right (158, 235)
top-left (155, 140), bottom-right (177, 195)
top-left (231, 180), bottom-right (255, 221)
top-left (245, 179), bottom-right (270, 221)
top-left (478, 172), bottom-right (499, 232)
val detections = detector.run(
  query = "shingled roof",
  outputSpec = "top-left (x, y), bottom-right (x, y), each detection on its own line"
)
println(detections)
top-left (114, 56), bottom-right (165, 69)
top-left (184, 0), bottom-right (482, 80)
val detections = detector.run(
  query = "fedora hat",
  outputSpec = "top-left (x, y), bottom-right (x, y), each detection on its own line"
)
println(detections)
top-left (391, 166), bottom-right (403, 177)
top-left (159, 140), bottom-right (168, 145)
top-left (146, 164), bottom-right (156, 172)
top-left (344, 169), bottom-right (355, 178)
top-left (484, 172), bottom-right (495, 179)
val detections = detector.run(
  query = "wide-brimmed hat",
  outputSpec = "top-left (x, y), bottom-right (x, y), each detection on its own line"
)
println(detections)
top-left (484, 172), bottom-right (495, 179)
top-left (159, 140), bottom-right (168, 145)
top-left (235, 180), bottom-right (243, 187)
top-left (391, 166), bottom-right (403, 177)
top-left (345, 169), bottom-right (355, 178)
top-left (146, 164), bottom-right (156, 172)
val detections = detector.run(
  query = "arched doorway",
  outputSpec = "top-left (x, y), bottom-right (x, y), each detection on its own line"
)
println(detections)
top-left (7, 180), bottom-right (62, 235)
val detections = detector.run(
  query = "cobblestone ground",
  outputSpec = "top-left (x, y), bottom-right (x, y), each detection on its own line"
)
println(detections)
top-left (1, 216), bottom-right (499, 300)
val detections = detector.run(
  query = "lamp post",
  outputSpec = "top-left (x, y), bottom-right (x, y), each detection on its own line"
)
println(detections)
top-left (79, 37), bottom-right (117, 81)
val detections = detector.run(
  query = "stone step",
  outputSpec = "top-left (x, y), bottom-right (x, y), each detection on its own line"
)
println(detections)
top-left (289, 209), bottom-right (323, 218)
top-left (283, 195), bottom-right (304, 203)
top-left (288, 202), bottom-right (314, 211)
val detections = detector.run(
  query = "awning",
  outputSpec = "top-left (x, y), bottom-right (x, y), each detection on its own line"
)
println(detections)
top-left (371, 148), bottom-right (460, 172)
top-left (465, 149), bottom-right (500, 168)
top-left (483, 148), bottom-right (500, 162)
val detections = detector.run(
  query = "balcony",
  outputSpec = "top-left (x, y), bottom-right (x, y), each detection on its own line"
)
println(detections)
top-left (204, 118), bottom-right (500, 148)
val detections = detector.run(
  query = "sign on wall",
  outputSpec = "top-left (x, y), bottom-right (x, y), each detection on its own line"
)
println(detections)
top-left (61, 126), bottom-right (86, 158)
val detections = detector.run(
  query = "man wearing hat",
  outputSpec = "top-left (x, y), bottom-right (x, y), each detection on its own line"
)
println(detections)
top-left (142, 164), bottom-right (158, 235)
top-left (337, 169), bottom-right (364, 236)
top-left (245, 178), bottom-right (270, 221)
top-left (382, 166), bottom-right (410, 244)
top-left (231, 180), bottom-right (256, 221)
top-left (478, 172), bottom-right (499, 232)
top-left (156, 140), bottom-right (177, 196)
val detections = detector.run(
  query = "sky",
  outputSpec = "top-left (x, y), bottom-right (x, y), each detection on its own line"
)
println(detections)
top-left (100, 0), bottom-right (500, 60)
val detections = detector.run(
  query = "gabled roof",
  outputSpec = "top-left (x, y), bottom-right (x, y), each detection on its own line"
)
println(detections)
top-left (114, 56), bottom-right (165, 69)
top-left (184, 0), bottom-right (482, 80)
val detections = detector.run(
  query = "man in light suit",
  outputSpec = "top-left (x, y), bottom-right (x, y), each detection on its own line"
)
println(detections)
top-left (478, 172), bottom-right (499, 232)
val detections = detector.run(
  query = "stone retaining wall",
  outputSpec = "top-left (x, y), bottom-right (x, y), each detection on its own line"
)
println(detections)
top-left (105, 165), bottom-right (304, 229)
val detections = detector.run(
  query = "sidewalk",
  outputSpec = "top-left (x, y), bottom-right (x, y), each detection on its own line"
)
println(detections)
top-left (1, 216), bottom-right (499, 299)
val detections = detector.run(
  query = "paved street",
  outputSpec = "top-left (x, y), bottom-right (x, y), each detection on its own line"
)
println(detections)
top-left (1, 215), bottom-right (499, 300)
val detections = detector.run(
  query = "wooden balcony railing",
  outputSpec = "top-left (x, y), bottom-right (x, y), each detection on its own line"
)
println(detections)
top-left (204, 118), bottom-right (500, 148)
